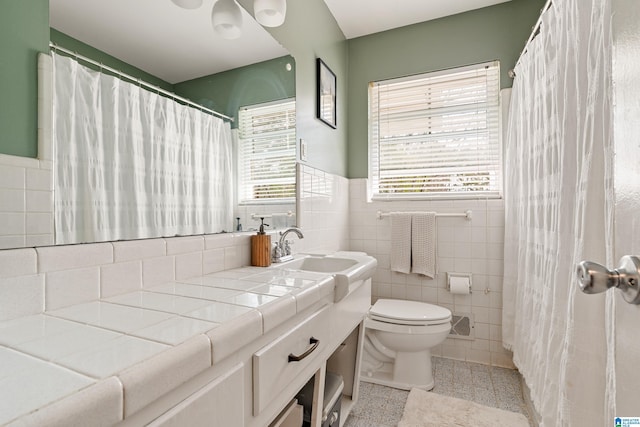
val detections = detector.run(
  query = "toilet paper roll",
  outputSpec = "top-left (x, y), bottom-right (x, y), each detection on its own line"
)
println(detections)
top-left (449, 276), bottom-right (470, 294)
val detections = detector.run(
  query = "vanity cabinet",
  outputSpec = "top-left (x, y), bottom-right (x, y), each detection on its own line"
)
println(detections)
top-left (136, 278), bottom-right (371, 427)
top-left (148, 363), bottom-right (245, 427)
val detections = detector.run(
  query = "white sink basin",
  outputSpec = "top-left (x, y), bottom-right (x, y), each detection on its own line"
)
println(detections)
top-left (276, 252), bottom-right (377, 301)
top-left (283, 256), bottom-right (358, 273)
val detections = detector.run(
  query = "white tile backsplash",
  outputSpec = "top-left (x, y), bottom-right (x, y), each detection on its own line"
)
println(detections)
top-left (45, 267), bottom-right (100, 311)
top-left (0, 274), bottom-right (44, 321)
top-left (166, 235), bottom-right (204, 255)
top-left (37, 243), bottom-right (113, 273)
top-left (0, 163), bottom-right (509, 369)
top-left (0, 248), bottom-right (37, 278)
top-left (100, 261), bottom-right (143, 298)
top-left (112, 238), bottom-right (166, 263)
top-left (142, 255), bottom-right (176, 288)
top-left (175, 252), bottom-right (203, 280)
top-left (296, 164), bottom-right (349, 254)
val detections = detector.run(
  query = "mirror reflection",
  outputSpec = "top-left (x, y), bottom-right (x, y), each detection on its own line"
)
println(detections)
top-left (43, 0), bottom-right (296, 246)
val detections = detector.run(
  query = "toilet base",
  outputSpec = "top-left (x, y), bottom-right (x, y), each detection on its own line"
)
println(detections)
top-left (360, 351), bottom-right (435, 391)
top-left (360, 369), bottom-right (434, 391)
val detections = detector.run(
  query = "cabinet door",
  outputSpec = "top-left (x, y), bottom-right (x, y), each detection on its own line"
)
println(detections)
top-left (149, 363), bottom-right (244, 427)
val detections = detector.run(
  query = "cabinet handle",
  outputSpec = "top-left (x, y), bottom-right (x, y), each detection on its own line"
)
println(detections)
top-left (288, 337), bottom-right (320, 362)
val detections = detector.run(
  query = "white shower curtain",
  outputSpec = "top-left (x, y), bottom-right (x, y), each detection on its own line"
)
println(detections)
top-left (502, 0), bottom-right (613, 425)
top-left (52, 53), bottom-right (233, 244)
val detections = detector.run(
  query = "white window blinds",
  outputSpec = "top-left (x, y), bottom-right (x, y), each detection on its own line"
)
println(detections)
top-left (238, 99), bottom-right (296, 204)
top-left (369, 61), bottom-right (502, 199)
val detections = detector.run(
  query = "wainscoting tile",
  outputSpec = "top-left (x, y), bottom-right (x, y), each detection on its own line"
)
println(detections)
top-left (142, 255), bottom-right (175, 288)
top-left (37, 243), bottom-right (113, 273)
top-left (166, 235), bottom-right (204, 255)
top-left (0, 274), bottom-right (44, 321)
top-left (112, 238), bottom-right (166, 263)
top-left (100, 261), bottom-right (142, 298)
top-left (0, 248), bottom-right (37, 278)
top-left (45, 267), bottom-right (100, 311)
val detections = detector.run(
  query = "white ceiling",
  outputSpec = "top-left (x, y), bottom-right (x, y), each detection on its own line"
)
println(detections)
top-left (49, 0), bottom-right (512, 84)
top-left (49, 0), bottom-right (289, 84)
top-left (323, 0), bottom-right (512, 39)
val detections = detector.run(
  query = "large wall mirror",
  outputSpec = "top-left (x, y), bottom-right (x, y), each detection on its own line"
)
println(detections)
top-left (40, 0), bottom-right (297, 247)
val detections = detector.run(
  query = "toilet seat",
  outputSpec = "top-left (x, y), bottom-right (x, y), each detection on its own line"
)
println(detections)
top-left (369, 299), bottom-right (451, 326)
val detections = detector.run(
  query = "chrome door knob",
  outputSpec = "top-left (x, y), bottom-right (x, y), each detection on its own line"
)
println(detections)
top-left (576, 255), bottom-right (640, 304)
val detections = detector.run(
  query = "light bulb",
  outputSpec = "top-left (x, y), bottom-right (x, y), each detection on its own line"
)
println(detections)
top-left (171, 0), bottom-right (203, 10)
top-left (212, 0), bottom-right (243, 40)
top-left (254, 0), bottom-right (286, 28)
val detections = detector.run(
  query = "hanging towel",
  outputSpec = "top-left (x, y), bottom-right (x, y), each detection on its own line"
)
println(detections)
top-left (411, 212), bottom-right (436, 278)
top-left (390, 213), bottom-right (412, 274)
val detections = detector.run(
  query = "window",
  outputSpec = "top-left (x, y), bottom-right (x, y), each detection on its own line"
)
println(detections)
top-left (238, 99), bottom-right (296, 204)
top-left (369, 61), bottom-right (502, 199)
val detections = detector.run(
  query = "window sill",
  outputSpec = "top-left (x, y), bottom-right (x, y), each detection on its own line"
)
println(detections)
top-left (369, 193), bottom-right (503, 202)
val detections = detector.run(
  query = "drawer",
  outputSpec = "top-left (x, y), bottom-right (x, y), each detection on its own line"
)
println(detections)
top-left (253, 305), bottom-right (331, 415)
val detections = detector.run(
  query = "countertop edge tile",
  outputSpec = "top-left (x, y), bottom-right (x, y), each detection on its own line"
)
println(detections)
top-left (259, 295), bottom-right (297, 334)
top-left (208, 309), bottom-right (263, 365)
top-left (118, 334), bottom-right (212, 417)
top-left (8, 376), bottom-right (123, 427)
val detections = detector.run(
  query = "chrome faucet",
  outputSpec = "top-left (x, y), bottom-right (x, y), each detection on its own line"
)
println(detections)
top-left (273, 227), bottom-right (304, 263)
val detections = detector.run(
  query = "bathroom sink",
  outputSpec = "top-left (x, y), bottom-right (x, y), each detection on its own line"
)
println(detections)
top-left (277, 252), bottom-right (377, 302)
top-left (283, 256), bottom-right (358, 273)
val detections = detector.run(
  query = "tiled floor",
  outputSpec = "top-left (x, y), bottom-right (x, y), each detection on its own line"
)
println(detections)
top-left (344, 357), bottom-right (531, 427)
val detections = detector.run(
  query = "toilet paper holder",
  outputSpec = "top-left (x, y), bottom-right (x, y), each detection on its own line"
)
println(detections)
top-left (447, 273), bottom-right (472, 294)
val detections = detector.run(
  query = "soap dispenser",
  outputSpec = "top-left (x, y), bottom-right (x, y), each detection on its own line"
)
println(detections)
top-left (251, 218), bottom-right (271, 267)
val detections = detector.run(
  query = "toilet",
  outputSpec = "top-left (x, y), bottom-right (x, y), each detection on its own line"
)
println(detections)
top-left (361, 299), bottom-right (452, 391)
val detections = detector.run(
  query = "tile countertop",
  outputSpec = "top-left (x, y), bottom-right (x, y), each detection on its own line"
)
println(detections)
top-left (0, 264), bottom-right (335, 426)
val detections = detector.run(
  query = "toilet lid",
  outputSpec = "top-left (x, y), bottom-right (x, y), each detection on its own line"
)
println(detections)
top-left (369, 299), bottom-right (451, 325)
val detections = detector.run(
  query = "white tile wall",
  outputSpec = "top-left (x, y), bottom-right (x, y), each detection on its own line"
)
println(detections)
top-left (0, 155), bottom-right (54, 249)
top-left (348, 178), bottom-right (513, 368)
top-left (0, 232), bottom-right (255, 321)
top-left (296, 164), bottom-right (350, 254)
top-left (0, 161), bottom-right (510, 368)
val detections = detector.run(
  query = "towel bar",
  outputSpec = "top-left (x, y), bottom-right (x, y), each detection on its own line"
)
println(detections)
top-left (376, 210), bottom-right (472, 220)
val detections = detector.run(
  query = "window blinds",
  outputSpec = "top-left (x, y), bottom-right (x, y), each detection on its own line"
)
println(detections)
top-left (369, 61), bottom-right (502, 199)
top-left (238, 99), bottom-right (296, 203)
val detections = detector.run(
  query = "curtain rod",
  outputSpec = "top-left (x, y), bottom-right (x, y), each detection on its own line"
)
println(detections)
top-left (510, 0), bottom-right (553, 77)
top-left (49, 43), bottom-right (234, 123)
top-left (376, 210), bottom-right (473, 220)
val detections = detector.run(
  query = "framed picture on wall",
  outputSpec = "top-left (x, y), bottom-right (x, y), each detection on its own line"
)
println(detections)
top-left (316, 58), bottom-right (337, 128)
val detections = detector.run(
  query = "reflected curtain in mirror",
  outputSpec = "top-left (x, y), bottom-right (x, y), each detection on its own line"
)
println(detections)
top-left (52, 53), bottom-right (233, 244)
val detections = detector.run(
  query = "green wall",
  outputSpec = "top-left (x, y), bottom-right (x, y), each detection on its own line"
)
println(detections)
top-left (50, 29), bottom-right (174, 92)
top-left (174, 56), bottom-right (296, 127)
top-left (0, 0), bottom-right (49, 158)
top-left (1, 0), bottom-right (539, 175)
top-left (346, 0), bottom-right (545, 178)
top-left (241, 0), bottom-right (349, 176)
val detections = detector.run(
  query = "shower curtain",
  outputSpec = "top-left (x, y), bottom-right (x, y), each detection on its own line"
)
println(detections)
top-left (52, 53), bottom-right (233, 244)
top-left (502, 0), bottom-right (613, 425)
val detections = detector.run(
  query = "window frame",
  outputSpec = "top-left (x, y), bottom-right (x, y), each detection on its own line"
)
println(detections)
top-left (237, 98), bottom-right (297, 206)
top-left (368, 61), bottom-right (503, 201)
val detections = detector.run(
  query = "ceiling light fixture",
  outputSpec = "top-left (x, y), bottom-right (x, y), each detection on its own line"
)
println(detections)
top-left (211, 0), bottom-right (243, 40)
top-left (254, 0), bottom-right (286, 27)
top-left (171, 0), bottom-right (203, 9)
